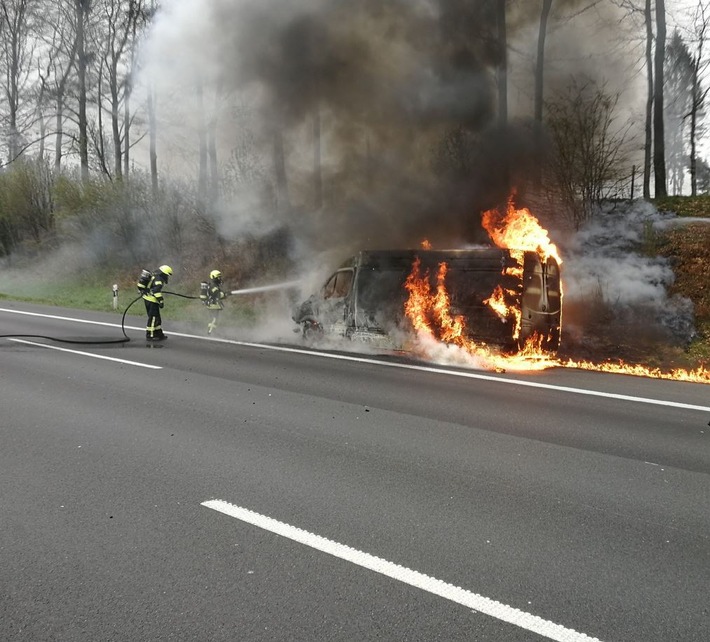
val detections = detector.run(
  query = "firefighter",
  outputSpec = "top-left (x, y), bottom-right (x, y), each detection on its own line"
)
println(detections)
top-left (200, 269), bottom-right (227, 335)
top-left (142, 264), bottom-right (172, 341)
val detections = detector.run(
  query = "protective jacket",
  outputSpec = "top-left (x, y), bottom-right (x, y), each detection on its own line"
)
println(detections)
top-left (206, 281), bottom-right (226, 310)
top-left (142, 271), bottom-right (167, 307)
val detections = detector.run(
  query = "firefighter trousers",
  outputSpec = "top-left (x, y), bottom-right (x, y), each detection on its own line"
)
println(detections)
top-left (207, 308), bottom-right (221, 335)
top-left (144, 300), bottom-right (165, 339)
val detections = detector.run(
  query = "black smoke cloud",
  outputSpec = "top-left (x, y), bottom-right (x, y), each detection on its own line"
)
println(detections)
top-left (212, 0), bottom-right (497, 126)
top-left (142, 0), bottom-right (629, 256)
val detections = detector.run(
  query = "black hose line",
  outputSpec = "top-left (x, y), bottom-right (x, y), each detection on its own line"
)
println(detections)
top-left (0, 290), bottom-right (197, 345)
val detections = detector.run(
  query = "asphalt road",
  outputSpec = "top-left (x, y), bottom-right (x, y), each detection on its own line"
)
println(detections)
top-left (1, 301), bottom-right (709, 642)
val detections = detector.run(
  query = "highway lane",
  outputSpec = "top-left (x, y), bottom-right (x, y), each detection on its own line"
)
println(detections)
top-left (1, 301), bottom-right (709, 641)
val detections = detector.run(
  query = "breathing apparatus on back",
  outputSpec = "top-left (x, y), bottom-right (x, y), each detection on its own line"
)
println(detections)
top-left (199, 281), bottom-right (209, 304)
top-left (137, 268), bottom-right (153, 295)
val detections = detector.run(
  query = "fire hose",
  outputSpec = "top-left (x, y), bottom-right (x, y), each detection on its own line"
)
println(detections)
top-left (0, 291), bottom-right (199, 345)
top-left (1, 282), bottom-right (295, 345)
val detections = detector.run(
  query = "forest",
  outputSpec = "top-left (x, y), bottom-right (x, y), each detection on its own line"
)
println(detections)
top-left (1, 1), bottom-right (710, 368)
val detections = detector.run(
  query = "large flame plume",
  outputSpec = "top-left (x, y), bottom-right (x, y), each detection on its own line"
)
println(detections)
top-left (482, 196), bottom-right (562, 265)
top-left (403, 199), bottom-right (709, 384)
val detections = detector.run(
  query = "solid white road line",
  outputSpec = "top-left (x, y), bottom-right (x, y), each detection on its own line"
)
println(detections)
top-left (0, 306), bottom-right (130, 328)
top-left (212, 340), bottom-right (710, 413)
top-left (8, 338), bottom-right (162, 369)
top-left (2, 306), bottom-right (708, 413)
top-left (202, 499), bottom-right (603, 642)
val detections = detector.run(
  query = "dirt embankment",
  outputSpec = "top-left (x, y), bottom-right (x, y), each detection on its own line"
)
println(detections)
top-left (654, 196), bottom-right (710, 366)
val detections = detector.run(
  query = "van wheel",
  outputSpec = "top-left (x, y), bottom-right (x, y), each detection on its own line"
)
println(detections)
top-left (302, 321), bottom-right (323, 343)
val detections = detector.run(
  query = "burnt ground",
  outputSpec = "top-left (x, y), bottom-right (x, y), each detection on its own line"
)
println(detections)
top-left (655, 219), bottom-right (710, 367)
top-left (557, 198), bottom-right (710, 370)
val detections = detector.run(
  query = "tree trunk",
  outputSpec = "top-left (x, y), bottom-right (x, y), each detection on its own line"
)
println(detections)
top-left (8, 27), bottom-right (19, 164)
top-left (111, 64), bottom-right (123, 180)
top-left (643, 0), bottom-right (653, 199)
top-left (196, 82), bottom-right (208, 208)
top-left (148, 84), bottom-right (158, 194)
top-left (76, 0), bottom-right (89, 182)
top-left (207, 80), bottom-right (222, 208)
top-left (534, 0), bottom-right (553, 185)
top-left (690, 101), bottom-right (697, 195)
top-left (38, 108), bottom-right (46, 161)
top-left (496, 0), bottom-right (508, 194)
top-left (124, 82), bottom-right (131, 180)
top-left (688, 13), bottom-right (710, 197)
top-left (534, 0), bottom-right (552, 125)
top-left (55, 92), bottom-right (64, 171)
top-left (97, 67), bottom-right (109, 176)
top-left (653, 0), bottom-right (667, 197)
top-left (496, 0), bottom-right (507, 128)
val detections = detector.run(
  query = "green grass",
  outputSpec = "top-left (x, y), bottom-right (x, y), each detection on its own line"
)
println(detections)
top-left (1, 281), bottom-right (142, 314)
top-left (0, 275), bottom-right (261, 329)
top-left (653, 195), bottom-right (710, 218)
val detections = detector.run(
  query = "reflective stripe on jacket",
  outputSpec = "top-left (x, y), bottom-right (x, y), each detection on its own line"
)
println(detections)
top-left (142, 274), bottom-right (165, 303)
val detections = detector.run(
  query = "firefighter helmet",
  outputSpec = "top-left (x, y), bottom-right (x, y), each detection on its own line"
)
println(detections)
top-left (209, 269), bottom-right (222, 280)
top-left (159, 265), bottom-right (173, 277)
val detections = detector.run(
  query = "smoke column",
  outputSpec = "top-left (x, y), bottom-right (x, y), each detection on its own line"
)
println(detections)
top-left (138, 0), bottom-right (637, 256)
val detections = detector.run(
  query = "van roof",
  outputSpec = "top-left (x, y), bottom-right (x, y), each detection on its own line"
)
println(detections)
top-left (338, 248), bottom-right (524, 270)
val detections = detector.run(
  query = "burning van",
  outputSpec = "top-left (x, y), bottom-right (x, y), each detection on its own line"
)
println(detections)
top-left (292, 248), bottom-right (562, 353)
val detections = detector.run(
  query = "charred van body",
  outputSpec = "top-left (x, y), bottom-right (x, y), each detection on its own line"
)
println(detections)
top-left (292, 249), bottom-right (562, 353)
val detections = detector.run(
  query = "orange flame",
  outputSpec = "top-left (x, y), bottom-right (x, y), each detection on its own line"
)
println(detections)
top-left (404, 258), bottom-right (434, 336)
top-left (483, 285), bottom-right (508, 321)
top-left (400, 197), bottom-right (709, 384)
top-left (482, 196), bottom-right (562, 265)
top-left (561, 359), bottom-right (710, 384)
top-left (421, 239), bottom-right (432, 249)
top-left (433, 263), bottom-right (465, 342)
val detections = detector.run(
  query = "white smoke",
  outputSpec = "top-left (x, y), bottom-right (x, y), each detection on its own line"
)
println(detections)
top-left (562, 200), bottom-right (695, 344)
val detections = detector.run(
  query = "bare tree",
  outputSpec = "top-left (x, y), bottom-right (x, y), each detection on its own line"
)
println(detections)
top-left (123, 0), bottom-right (150, 179)
top-left (612, 0), bottom-right (654, 199)
top-left (686, 1), bottom-right (710, 196)
top-left (196, 80), bottom-right (208, 208)
top-left (0, 0), bottom-right (39, 165)
top-left (496, 0), bottom-right (507, 128)
top-left (35, 0), bottom-right (79, 171)
top-left (139, 0), bottom-right (160, 192)
top-left (89, 0), bottom-right (144, 180)
top-left (100, 0), bottom-right (131, 179)
top-left (75, 0), bottom-right (90, 182)
top-left (533, 0), bottom-right (553, 185)
top-left (644, 0), bottom-right (653, 198)
top-left (147, 81), bottom-right (157, 191)
top-left (206, 77), bottom-right (223, 208)
top-left (496, 0), bottom-right (508, 192)
top-left (545, 78), bottom-right (629, 230)
top-left (665, 30), bottom-right (693, 194)
top-left (534, 0), bottom-right (553, 128)
top-left (653, 0), bottom-right (667, 197)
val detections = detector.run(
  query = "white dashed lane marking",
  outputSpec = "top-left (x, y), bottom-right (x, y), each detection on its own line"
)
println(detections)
top-left (202, 499), bottom-right (603, 642)
top-left (8, 338), bottom-right (162, 369)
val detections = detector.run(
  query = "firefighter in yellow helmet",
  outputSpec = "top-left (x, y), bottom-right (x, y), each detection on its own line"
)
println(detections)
top-left (142, 264), bottom-right (172, 341)
top-left (200, 269), bottom-right (227, 335)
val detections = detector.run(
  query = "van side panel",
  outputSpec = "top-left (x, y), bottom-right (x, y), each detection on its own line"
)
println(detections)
top-left (298, 249), bottom-right (562, 353)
